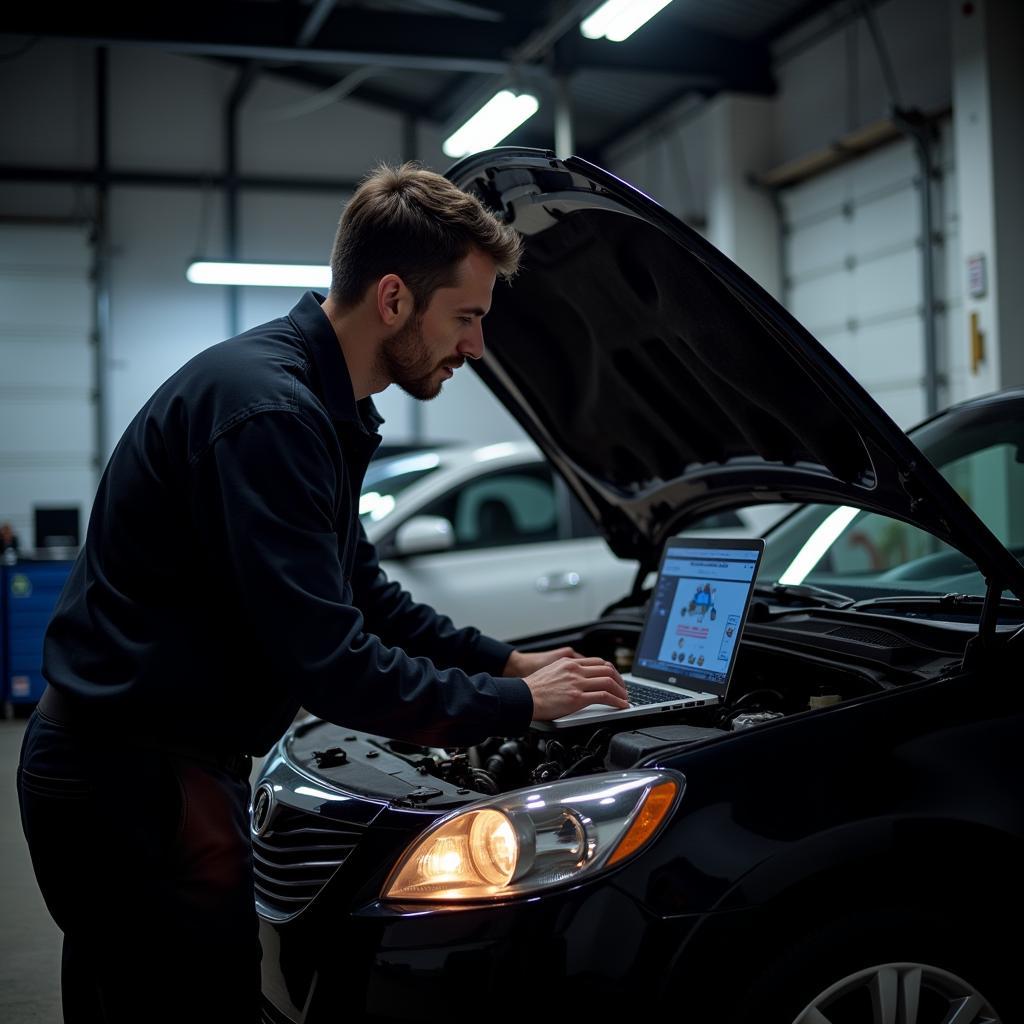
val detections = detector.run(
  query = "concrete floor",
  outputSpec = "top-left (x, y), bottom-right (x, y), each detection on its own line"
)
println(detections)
top-left (1, 717), bottom-right (61, 1023)
top-left (0, 715), bottom-right (266, 1023)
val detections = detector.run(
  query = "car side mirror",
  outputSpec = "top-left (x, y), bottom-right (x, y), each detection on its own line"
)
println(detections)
top-left (392, 515), bottom-right (455, 557)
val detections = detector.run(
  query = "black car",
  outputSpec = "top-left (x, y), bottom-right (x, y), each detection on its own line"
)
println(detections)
top-left (254, 150), bottom-right (1024, 1024)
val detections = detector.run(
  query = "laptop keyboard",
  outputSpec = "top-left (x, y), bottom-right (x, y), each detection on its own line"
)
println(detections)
top-left (625, 681), bottom-right (678, 706)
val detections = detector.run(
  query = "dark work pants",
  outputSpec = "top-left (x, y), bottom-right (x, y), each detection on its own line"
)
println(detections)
top-left (17, 708), bottom-right (262, 1024)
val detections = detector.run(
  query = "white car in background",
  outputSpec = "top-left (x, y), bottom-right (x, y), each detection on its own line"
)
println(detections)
top-left (360, 440), bottom-right (784, 641)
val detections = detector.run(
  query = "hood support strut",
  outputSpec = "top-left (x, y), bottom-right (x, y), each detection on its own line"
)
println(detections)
top-left (961, 576), bottom-right (1005, 671)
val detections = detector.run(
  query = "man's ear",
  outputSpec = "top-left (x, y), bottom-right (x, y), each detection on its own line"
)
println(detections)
top-left (377, 274), bottom-right (410, 326)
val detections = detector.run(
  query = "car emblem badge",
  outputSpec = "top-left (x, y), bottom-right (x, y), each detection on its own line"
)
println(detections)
top-left (251, 783), bottom-right (275, 836)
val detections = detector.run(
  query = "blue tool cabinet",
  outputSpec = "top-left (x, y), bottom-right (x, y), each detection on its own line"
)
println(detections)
top-left (4, 561), bottom-right (73, 714)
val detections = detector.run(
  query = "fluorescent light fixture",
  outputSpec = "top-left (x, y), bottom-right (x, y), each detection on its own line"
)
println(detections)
top-left (186, 261), bottom-right (331, 288)
top-left (580, 0), bottom-right (675, 42)
top-left (473, 441), bottom-right (522, 462)
top-left (442, 90), bottom-right (540, 158)
top-left (778, 505), bottom-right (861, 585)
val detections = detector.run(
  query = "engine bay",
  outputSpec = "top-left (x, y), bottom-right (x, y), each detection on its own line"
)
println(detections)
top-left (287, 607), bottom-right (970, 806)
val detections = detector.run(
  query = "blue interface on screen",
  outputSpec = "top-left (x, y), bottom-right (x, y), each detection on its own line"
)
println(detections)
top-left (636, 546), bottom-right (760, 685)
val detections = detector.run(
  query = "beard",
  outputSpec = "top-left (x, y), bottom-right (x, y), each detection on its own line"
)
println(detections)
top-left (378, 314), bottom-right (452, 401)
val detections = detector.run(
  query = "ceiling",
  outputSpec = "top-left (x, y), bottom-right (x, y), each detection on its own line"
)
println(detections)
top-left (5, 0), bottom-right (842, 160)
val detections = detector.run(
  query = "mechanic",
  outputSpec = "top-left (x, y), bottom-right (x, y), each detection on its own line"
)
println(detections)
top-left (16, 162), bottom-right (629, 1024)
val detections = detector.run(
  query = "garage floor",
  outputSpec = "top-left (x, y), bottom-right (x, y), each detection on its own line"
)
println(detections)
top-left (0, 716), bottom-right (266, 1023)
top-left (2, 717), bottom-right (60, 1023)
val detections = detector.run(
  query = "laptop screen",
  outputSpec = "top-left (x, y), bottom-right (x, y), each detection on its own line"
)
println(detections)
top-left (633, 536), bottom-right (765, 693)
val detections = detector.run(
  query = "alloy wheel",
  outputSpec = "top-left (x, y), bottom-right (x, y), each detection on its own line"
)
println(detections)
top-left (793, 961), bottom-right (1001, 1024)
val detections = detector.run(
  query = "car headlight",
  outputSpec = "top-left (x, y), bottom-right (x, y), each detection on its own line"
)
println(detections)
top-left (381, 770), bottom-right (682, 903)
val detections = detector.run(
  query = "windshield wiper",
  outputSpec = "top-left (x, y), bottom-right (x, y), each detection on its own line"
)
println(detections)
top-left (850, 593), bottom-right (1022, 613)
top-left (753, 582), bottom-right (856, 609)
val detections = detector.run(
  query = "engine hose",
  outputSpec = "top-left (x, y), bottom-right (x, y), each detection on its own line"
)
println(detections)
top-left (470, 768), bottom-right (499, 794)
top-left (558, 752), bottom-right (603, 780)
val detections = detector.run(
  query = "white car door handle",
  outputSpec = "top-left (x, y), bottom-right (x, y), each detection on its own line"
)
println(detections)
top-left (536, 571), bottom-right (582, 593)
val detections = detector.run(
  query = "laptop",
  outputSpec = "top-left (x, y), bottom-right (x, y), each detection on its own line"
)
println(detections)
top-left (532, 535), bottom-right (765, 731)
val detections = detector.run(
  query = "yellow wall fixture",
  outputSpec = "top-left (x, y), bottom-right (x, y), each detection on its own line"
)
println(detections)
top-left (970, 311), bottom-right (985, 375)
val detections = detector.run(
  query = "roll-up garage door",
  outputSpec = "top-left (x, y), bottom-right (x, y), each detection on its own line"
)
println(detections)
top-left (0, 223), bottom-right (97, 551)
top-left (782, 119), bottom-right (960, 429)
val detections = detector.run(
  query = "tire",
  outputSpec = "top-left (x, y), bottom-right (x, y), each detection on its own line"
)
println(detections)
top-left (727, 908), bottom-right (1014, 1024)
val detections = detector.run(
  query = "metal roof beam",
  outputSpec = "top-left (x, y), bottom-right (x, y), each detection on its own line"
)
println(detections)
top-left (4, 8), bottom-right (533, 74)
top-left (8, 10), bottom-right (774, 87)
top-left (216, 60), bottom-right (436, 120)
top-left (554, 26), bottom-right (774, 92)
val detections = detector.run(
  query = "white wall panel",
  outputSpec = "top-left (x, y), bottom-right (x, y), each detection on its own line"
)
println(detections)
top-left (787, 216), bottom-right (846, 279)
top-left (852, 190), bottom-right (918, 250)
top-left (774, 0), bottom-right (951, 166)
top-left (853, 315), bottom-right (927, 386)
top-left (0, 399), bottom-right (93, 454)
top-left (0, 39), bottom-right (95, 166)
top-left (0, 224), bottom-right (95, 547)
top-left (238, 190), bottom-right (345, 265)
top-left (109, 49), bottom-right (231, 172)
top-left (0, 275), bottom-right (92, 328)
top-left (789, 274), bottom-right (851, 333)
top-left (241, 77), bottom-right (402, 180)
top-left (782, 120), bottom-right (958, 430)
top-left (107, 187), bottom-right (229, 445)
top-left (2, 338), bottom-right (91, 389)
top-left (419, 365), bottom-right (526, 447)
top-left (854, 248), bottom-right (921, 319)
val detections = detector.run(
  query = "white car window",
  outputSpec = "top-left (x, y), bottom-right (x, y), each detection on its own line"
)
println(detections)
top-left (421, 467), bottom-right (559, 551)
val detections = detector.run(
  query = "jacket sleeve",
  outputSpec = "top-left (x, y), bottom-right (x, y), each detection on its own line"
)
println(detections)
top-left (189, 409), bottom-right (533, 746)
top-left (349, 521), bottom-right (515, 676)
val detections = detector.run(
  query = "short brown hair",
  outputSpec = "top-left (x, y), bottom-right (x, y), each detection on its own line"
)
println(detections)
top-left (329, 162), bottom-right (523, 311)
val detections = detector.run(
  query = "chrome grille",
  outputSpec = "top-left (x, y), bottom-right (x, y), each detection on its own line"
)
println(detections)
top-left (253, 804), bottom-right (364, 916)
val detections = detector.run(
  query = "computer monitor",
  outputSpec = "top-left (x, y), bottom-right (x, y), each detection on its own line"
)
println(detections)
top-left (34, 506), bottom-right (80, 550)
top-left (632, 536), bottom-right (764, 696)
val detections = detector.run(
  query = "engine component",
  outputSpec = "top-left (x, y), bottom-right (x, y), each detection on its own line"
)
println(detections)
top-left (311, 747), bottom-right (349, 768)
top-left (731, 711), bottom-right (785, 730)
top-left (808, 692), bottom-right (841, 709)
top-left (606, 724), bottom-right (726, 769)
top-left (482, 739), bottom-right (532, 789)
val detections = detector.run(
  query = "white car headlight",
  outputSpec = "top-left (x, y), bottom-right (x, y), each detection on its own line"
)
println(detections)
top-left (381, 770), bottom-right (682, 903)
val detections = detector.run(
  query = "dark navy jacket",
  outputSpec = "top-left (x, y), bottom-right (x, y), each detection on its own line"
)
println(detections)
top-left (43, 291), bottom-right (534, 756)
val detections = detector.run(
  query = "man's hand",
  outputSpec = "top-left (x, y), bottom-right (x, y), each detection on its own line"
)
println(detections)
top-left (502, 646), bottom-right (585, 678)
top-left (505, 651), bottom-right (629, 721)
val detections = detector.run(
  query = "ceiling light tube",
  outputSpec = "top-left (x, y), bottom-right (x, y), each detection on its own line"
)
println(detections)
top-left (186, 261), bottom-right (331, 288)
top-left (442, 90), bottom-right (540, 158)
top-left (580, 0), bottom-right (675, 42)
top-left (778, 505), bottom-right (861, 585)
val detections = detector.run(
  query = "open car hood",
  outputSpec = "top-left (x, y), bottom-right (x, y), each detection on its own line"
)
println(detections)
top-left (447, 149), bottom-right (1024, 597)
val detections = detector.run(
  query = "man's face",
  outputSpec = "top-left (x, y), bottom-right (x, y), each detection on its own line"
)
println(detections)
top-left (379, 247), bottom-right (497, 401)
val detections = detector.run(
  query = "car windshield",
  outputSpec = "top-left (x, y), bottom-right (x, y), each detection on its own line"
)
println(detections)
top-left (359, 452), bottom-right (443, 524)
top-left (759, 402), bottom-right (1024, 600)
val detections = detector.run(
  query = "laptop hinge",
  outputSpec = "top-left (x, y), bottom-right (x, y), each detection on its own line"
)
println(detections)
top-left (961, 576), bottom-right (1003, 671)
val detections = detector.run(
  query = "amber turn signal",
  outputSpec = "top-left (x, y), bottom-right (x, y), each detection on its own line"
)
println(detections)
top-left (607, 779), bottom-right (678, 866)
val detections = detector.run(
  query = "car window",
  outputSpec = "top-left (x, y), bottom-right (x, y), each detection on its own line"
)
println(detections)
top-left (359, 453), bottom-right (443, 523)
top-left (418, 466), bottom-right (559, 551)
top-left (761, 434), bottom-right (1024, 597)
